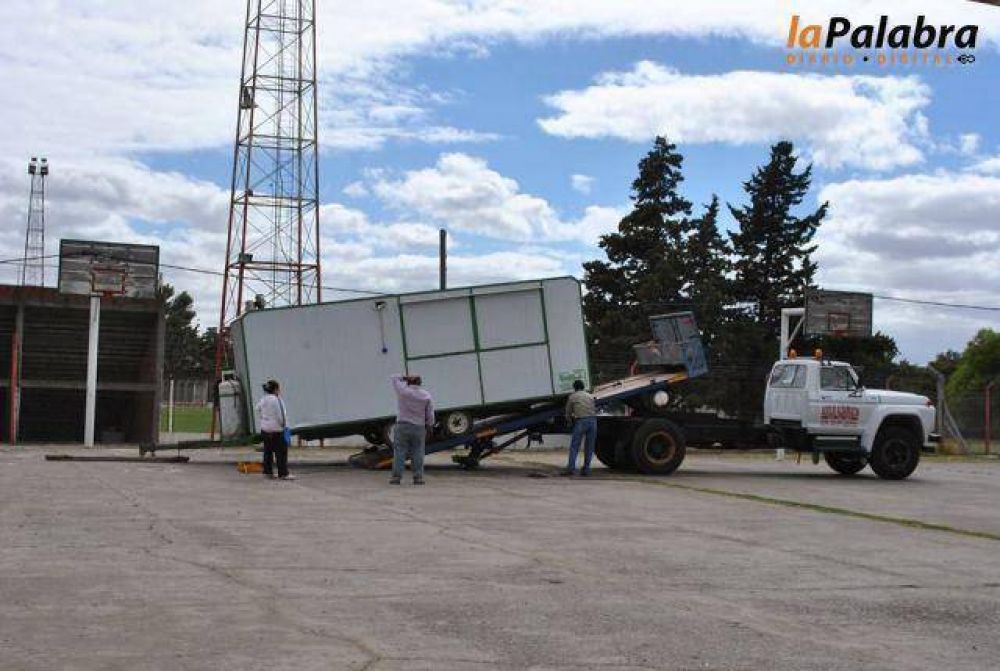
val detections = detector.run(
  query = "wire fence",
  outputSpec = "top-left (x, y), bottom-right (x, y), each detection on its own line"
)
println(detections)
top-left (161, 378), bottom-right (213, 406)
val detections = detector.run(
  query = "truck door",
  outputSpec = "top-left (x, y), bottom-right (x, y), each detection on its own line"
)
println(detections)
top-left (765, 363), bottom-right (808, 423)
top-left (808, 365), bottom-right (873, 435)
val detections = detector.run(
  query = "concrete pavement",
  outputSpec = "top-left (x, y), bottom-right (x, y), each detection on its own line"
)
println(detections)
top-left (1, 447), bottom-right (998, 670)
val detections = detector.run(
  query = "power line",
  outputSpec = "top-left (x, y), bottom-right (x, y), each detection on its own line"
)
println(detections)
top-left (158, 262), bottom-right (388, 296)
top-left (0, 255), bottom-right (387, 297)
top-left (872, 294), bottom-right (1000, 312)
top-left (3, 254), bottom-right (999, 310)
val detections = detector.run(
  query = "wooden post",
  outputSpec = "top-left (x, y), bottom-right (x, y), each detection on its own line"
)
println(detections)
top-left (986, 382), bottom-right (994, 457)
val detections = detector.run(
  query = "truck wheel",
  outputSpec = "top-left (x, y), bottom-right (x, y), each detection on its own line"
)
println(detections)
top-left (594, 435), bottom-right (618, 469)
top-left (440, 410), bottom-right (473, 438)
top-left (630, 419), bottom-right (686, 475)
top-left (824, 452), bottom-right (867, 476)
top-left (869, 427), bottom-right (920, 480)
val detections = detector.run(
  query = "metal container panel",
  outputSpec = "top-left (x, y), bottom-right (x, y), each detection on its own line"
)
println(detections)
top-left (408, 353), bottom-right (483, 409)
top-left (401, 297), bottom-right (474, 357)
top-left (480, 345), bottom-right (553, 403)
top-left (235, 298), bottom-right (405, 432)
top-left (232, 276), bottom-right (590, 435)
top-left (474, 290), bottom-right (545, 349)
top-left (542, 278), bottom-right (590, 392)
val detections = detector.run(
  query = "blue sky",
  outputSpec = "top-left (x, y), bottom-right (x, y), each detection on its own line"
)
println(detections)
top-left (1, 1), bottom-right (999, 363)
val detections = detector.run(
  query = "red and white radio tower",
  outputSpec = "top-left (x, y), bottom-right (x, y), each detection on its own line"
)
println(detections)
top-left (215, 0), bottom-right (322, 379)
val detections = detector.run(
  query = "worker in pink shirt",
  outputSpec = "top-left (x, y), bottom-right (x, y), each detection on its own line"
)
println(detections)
top-left (389, 374), bottom-right (435, 485)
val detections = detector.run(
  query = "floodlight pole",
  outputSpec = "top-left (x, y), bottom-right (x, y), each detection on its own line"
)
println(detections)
top-left (84, 295), bottom-right (101, 447)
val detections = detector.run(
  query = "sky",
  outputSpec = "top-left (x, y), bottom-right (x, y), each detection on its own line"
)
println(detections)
top-left (1, 0), bottom-right (999, 364)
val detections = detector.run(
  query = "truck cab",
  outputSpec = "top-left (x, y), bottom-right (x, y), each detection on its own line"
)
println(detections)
top-left (764, 354), bottom-right (937, 480)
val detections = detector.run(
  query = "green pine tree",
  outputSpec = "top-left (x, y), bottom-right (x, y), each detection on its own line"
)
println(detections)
top-left (684, 195), bottom-right (731, 345)
top-left (583, 137), bottom-right (695, 380)
top-left (728, 141), bottom-right (826, 336)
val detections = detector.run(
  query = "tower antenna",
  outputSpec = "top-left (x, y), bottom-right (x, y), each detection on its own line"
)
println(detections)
top-left (214, 0), bottom-right (322, 397)
top-left (21, 157), bottom-right (48, 286)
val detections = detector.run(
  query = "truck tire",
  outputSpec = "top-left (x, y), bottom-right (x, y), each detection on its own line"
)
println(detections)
top-left (594, 434), bottom-right (620, 469)
top-left (869, 427), bottom-right (920, 480)
top-left (630, 419), bottom-right (686, 475)
top-left (824, 452), bottom-right (867, 476)
top-left (440, 410), bottom-right (473, 438)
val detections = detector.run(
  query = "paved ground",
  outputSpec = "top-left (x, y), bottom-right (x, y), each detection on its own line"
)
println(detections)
top-left (2, 446), bottom-right (998, 671)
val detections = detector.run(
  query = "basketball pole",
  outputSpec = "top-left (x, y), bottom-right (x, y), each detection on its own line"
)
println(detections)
top-left (84, 294), bottom-right (101, 447)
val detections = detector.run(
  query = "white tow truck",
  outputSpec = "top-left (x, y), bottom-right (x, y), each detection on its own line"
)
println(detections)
top-left (763, 352), bottom-right (938, 480)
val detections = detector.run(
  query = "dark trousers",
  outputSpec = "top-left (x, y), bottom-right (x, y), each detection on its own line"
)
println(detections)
top-left (262, 431), bottom-right (288, 477)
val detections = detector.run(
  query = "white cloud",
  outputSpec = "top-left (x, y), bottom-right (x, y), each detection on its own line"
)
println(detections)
top-left (815, 171), bottom-right (1000, 361)
top-left (959, 133), bottom-right (981, 156)
top-left (968, 154), bottom-right (1000, 174)
top-left (539, 61), bottom-right (932, 170)
top-left (6, 1), bottom-right (998, 161)
top-left (321, 250), bottom-right (569, 297)
top-left (571, 174), bottom-right (595, 194)
top-left (370, 153), bottom-right (621, 243)
top-left (342, 181), bottom-right (370, 198)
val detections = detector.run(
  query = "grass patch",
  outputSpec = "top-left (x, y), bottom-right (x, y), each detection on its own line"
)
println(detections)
top-left (160, 405), bottom-right (213, 433)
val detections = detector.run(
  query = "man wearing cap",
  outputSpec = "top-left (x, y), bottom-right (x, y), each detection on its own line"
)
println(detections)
top-left (390, 374), bottom-right (435, 485)
top-left (256, 379), bottom-right (295, 480)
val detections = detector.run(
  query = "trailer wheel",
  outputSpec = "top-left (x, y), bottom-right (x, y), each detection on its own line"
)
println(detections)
top-left (824, 452), bottom-right (867, 476)
top-left (440, 410), bottom-right (473, 438)
top-left (869, 427), bottom-right (920, 480)
top-left (630, 419), bottom-right (686, 475)
top-left (381, 421), bottom-right (397, 449)
top-left (363, 426), bottom-right (384, 445)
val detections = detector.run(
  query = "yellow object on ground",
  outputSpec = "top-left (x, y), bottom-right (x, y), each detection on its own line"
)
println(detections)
top-left (237, 461), bottom-right (263, 474)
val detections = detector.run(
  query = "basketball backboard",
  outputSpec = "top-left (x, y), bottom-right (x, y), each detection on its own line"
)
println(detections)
top-left (804, 289), bottom-right (873, 337)
top-left (58, 240), bottom-right (160, 299)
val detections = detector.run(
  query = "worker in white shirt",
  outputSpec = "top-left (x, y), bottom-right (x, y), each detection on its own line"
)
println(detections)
top-left (256, 379), bottom-right (294, 480)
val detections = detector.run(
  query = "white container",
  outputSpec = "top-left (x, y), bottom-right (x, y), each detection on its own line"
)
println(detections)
top-left (218, 379), bottom-right (246, 440)
top-left (230, 277), bottom-right (590, 439)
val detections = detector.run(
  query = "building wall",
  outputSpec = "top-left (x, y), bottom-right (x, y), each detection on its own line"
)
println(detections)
top-left (0, 286), bottom-right (164, 445)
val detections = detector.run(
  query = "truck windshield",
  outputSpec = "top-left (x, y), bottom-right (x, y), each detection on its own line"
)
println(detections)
top-left (820, 366), bottom-right (858, 391)
top-left (769, 364), bottom-right (805, 388)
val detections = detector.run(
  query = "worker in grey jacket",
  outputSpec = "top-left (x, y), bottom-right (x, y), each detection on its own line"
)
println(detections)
top-left (563, 379), bottom-right (597, 476)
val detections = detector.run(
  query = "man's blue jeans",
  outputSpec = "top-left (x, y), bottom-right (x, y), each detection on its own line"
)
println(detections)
top-left (392, 422), bottom-right (426, 479)
top-left (567, 416), bottom-right (597, 472)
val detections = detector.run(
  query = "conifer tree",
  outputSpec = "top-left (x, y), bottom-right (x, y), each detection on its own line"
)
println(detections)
top-left (728, 141), bottom-right (826, 336)
top-left (583, 137), bottom-right (695, 379)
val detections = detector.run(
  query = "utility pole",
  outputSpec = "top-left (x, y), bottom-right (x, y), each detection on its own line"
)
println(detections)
top-left (213, 0), bottom-right (322, 436)
top-left (21, 157), bottom-right (48, 286)
top-left (439, 228), bottom-right (447, 290)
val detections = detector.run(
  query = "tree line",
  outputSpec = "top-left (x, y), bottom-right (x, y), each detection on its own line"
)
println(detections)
top-left (581, 136), bottom-right (996, 417)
